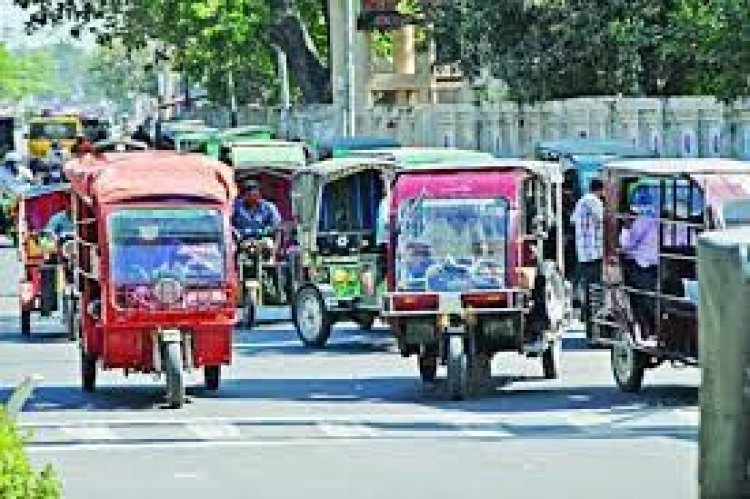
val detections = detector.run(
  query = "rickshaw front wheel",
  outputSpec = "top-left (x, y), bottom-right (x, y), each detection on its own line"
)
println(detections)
top-left (446, 335), bottom-right (469, 401)
top-left (611, 343), bottom-right (646, 393)
top-left (418, 355), bottom-right (438, 383)
top-left (293, 287), bottom-right (332, 348)
top-left (81, 351), bottom-right (97, 392)
top-left (204, 365), bottom-right (221, 391)
top-left (163, 342), bottom-right (185, 408)
top-left (542, 339), bottom-right (562, 379)
top-left (20, 310), bottom-right (31, 337)
top-left (355, 314), bottom-right (376, 332)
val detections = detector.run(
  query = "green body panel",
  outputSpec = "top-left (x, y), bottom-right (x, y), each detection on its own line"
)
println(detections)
top-left (312, 254), bottom-right (383, 305)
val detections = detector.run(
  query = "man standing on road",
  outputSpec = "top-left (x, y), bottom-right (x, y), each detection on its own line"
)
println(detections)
top-left (570, 178), bottom-right (604, 326)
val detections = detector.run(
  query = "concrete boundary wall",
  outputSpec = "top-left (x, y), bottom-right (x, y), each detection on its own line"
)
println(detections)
top-left (189, 96), bottom-right (750, 159)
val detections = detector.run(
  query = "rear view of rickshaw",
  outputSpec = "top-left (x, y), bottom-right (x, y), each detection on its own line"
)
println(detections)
top-left (16, 184), bottom-right (75, 338)
top-left (64, 152), bottom-right (237, 407)
top-left (229, 139), bottom-right (309, 326)
top-left (382, 159), bottom-right (568, 400)
top-left (586, 159), bottom-right (750, 392)
top-left (291, 158), bottom-right (396, 347)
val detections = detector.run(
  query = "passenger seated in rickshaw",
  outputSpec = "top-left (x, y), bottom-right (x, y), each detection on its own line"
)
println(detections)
top-left (619, 202), bottom-right (658, 342)
top-left (44, 207), bottom-right (75, 240)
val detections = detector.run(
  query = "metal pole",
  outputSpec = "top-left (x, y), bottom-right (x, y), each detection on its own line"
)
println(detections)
top-left (228, 71), bottom-right (238, 127)
top-left (273, 45), bottom-right (291, 138)
top-left (346, 0), bottom-right (356, 137)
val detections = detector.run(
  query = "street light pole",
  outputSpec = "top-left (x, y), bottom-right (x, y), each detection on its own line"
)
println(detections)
top-left (347, 0), bottom-right (356, 137)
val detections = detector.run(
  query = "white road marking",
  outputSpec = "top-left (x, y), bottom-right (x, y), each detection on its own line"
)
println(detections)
top-left (317, 422), bottom-right (377, 438)
top-left (187, 423), bottom-right (241, 440)
top-left (60, 425), bottom-right (118, 441)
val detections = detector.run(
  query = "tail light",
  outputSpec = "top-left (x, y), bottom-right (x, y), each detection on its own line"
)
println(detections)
top-left (393, 294), bottom-right (439, 312)
top-left (461, 292), bottom-right (508, 309)
top-left (361, 270), bottom-right (375, 296)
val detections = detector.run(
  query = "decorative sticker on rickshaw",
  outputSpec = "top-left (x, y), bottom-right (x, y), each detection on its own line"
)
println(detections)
top-left (395, 196), bottom-right (509, 293)
top-left (110, 208), bottom-right (225, 285)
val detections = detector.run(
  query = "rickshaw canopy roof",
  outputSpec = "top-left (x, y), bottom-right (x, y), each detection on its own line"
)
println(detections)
top-left (349, 147), bottom-right (494, 165)
top-left (394, 157), bottom-right (561, 181)
top-left (535, 139), bottom-right (654, 160)
top-left (298, 157), bottom-right (396, 182)
top-left (64, 152), bottom-right (235, 205)
top-left (317, 136), bottom-right (400, 157)
top-left (220, 125), bottom-right (274, 141)
top-left (605, 158), bottom-right (750, 176)
top-left (231, 140), bottom-right (308, 169)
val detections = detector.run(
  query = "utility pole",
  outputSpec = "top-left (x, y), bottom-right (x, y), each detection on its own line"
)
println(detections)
top-left (228, 70), bottom-right (239, 127)
top-left (346, 0), bottom-right (356, 136)
top-left (273, 45), bottom-right (291, 139)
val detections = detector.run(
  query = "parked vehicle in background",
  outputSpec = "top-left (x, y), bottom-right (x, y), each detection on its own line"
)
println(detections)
top-left (587, 159), bottom-right (750, 392)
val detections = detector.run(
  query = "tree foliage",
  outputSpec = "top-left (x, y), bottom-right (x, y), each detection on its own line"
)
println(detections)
top-left (435, 0), bottom-right (750, 102)
top-left (0, 44), bottom-right (54, 101)
top-left (13, 0), bottom-right (332, 104)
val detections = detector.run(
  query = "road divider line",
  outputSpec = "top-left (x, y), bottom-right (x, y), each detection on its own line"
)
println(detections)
top-left (186, 423), bottom-right (241, 440)
top-left (60, 425), bottom-right (119, 442)
top-left (316, 422), bottom-right (378, 438)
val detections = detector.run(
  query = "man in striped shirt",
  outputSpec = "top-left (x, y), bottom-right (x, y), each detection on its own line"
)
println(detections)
top-left (571, 178), bottom-right (605, 324)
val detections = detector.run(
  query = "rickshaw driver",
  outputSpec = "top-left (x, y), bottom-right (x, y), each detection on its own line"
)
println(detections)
top-left (232, 180), bottom-right (282, 250)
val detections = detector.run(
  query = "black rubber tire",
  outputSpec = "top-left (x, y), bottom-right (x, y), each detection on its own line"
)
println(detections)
top-left (355, 314), bottom-right (376, 332)
top-left (20, 309), bottom-right (31, 338)
top-left (163, 342), bottom-right (185, 408)
top-left (611, 344), bottom-right (647, 393)
top-left (204, 365), bottom-right (221, 391)
top-left (293, 286), bottom-right (332, 348)
top-left (418, 355), bottom-right (438, 383)
top-left (81, 350), bottom-right (97, 393)
top-left (244, 301), bottom-right (256, 330)
top-left (66, 298), bottom-right (78, 342)
top-left (446, 336), bottom-right (468, 401)
top-left (542, 340), bottom-right (562, 379)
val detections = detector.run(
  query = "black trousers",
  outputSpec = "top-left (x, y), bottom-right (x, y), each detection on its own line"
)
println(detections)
top-left (623, 260), bottom-right (657, 335)
top-left (578, 259), bottom-right (602, 323)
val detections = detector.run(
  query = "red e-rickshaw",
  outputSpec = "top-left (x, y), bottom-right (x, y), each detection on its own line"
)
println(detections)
top-left (17, 183), bottom-right (75, 338)
top-left (64, 152), bottom-right (237, 407)
top-left (382, 159), bottom-right (568, 400)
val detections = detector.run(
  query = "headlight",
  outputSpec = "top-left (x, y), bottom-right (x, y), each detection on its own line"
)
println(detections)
top-left (332, 268), bottom-right (349, 284)
top-left (153, 278), bottom-right (183, 305)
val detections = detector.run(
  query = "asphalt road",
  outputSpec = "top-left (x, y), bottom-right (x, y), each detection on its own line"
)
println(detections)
top-left (0, 247), bottom-right (700, 499)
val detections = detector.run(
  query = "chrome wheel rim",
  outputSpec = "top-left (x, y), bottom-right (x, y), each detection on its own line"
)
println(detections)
top-left (298, 292), bottom-right (322, 341)
top-left (612, 343), bottom-right (634, 383)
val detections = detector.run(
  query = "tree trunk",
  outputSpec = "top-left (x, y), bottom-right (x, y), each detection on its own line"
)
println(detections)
top-left (269, 1), bottom-right (331, 103)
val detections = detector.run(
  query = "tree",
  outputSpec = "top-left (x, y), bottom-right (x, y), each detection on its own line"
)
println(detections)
top-left (13, 0), bottom-right (333, 104)
top-left (0, 43), bottom-right (54, 101)
top-left (434, 0), bottom-right (750, 102)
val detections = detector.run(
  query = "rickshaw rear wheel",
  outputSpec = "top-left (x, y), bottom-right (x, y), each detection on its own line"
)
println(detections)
top-left (293, 286), bottom-right (332, 348)
top-left (204, 365), bottom-right (221, 391)
top-left (418, 355), bottom-right (438, 383)
top-left (446, 335), bottom-right (469, 401)
top-left (611, 343), bottom-right (646, 393)
top-left (81, 351), bottom-right (96, 392)
top-left (163, 342), bottom-right (185, 408)
top-left (20, 310), bottom-right (31, 337)
top-left (542, 339), bottom-right (562, 379)
top-left (65, 298), bottom-right (78, 342)
top-left (355, 314), bottom-right (376, 332)
top-left (243, 301), bottom-right (256, 330)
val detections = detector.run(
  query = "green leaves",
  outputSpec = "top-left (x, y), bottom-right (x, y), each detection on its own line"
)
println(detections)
top-left (0, 409), bottom-right (60, 499)
top-left (0, 44), bottom-right (55, 101)
top-left (437, 0), bottom-right (750, 102)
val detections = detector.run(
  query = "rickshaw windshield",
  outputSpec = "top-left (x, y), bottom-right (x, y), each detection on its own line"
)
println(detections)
top-left (109, 208), bottom-right (225, 285)
top-left (29, 122), bottom-right (77, 140)
top-left (395, 197), bottom-right (509, 292)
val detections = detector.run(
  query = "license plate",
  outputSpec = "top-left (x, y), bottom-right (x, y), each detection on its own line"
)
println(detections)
top-left (160, 329), bottom-right (182, 342)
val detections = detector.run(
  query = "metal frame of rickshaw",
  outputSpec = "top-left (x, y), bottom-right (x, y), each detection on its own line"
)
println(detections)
top-left (16, 183), bottom-right (75, 339)
top-left (587, 159), bottom-right (750, 393)
top-left (291, 157), bottom-right (397, 347)
top-left (65, 153), bottom-right (237, 407)
top-left (380, 159), bottom-right (567, 399)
